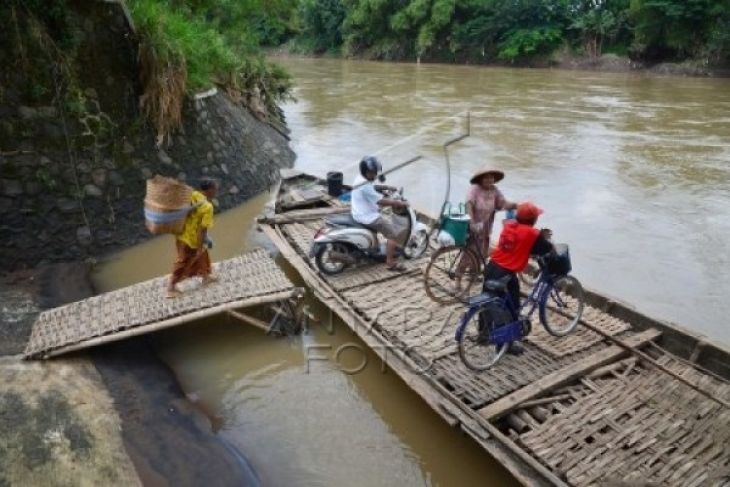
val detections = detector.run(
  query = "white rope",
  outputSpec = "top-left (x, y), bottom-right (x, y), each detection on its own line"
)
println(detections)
top-left (344, 109), bottom-right (470, 171)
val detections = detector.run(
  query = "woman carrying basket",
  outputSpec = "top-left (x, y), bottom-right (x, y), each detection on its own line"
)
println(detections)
top-left (166, 179), bottom-right (218, 298)
top-left (465, 167), bottom-right (516, 258)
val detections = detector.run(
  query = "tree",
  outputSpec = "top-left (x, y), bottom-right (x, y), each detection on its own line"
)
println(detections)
top-left (629, 0), bottom-right (723, 59)
top-left (299, 0), bottom-right (346, 52)
top-left (571, 2), bottom-right (620, 58)
top-left (390, 0), bottom-right (456, 56)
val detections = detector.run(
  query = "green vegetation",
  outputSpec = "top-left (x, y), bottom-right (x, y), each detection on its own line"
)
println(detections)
top-left (291, 0), bottom-right (730, 64)
top-left (127, 0), bottom-right (294, 141)
top-left (0, 0), bottom-right (295, 144)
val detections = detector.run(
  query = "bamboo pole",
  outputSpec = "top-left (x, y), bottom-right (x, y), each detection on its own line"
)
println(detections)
top-left (647, 340), bottom-right (730, 386)
top-left (518, 394), bottom-right (573, 409)
top-left (38, 289), bottom-right (303, 359)
top-left (576, 318), bottom-right (730, 409)
top-left (227, 309), bottom-right (270, 333)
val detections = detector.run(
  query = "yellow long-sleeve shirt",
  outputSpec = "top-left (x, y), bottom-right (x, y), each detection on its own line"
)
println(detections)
top-left (176, 191), bottom-right (214, 249)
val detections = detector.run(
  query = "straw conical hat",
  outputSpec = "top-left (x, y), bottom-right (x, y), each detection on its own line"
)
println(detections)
top-left (470, 168), bottom-right (504, 185)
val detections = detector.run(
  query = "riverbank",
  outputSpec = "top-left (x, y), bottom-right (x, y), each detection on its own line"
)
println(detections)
top-left (269, 48), bottom-right (730, 78)
top-left (0, 263), bottom-right (259, 485)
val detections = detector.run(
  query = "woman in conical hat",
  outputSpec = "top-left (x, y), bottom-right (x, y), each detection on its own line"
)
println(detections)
top-left (465, 167), bottom-right (517, 258)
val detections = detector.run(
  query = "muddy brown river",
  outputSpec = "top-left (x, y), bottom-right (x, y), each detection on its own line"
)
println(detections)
top-left (94, 58), bottom-right (729, 485)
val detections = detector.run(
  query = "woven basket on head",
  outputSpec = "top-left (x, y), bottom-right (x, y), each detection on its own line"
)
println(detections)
top-left (146, 175), bottom-right (192, 210)
top-left (144, 175), bottom-right (193, 235)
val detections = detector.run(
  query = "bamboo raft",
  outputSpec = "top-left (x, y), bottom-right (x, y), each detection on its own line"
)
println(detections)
top-left (262, 170), bottom-right (730, 487)
top-left (24, 248), bottom-right (302, 359)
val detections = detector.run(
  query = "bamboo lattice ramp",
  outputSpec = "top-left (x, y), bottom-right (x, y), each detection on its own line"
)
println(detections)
top-left (263, 194), bottom-right (730, 487)
top-left (24, 249), bottom-right (300, 359)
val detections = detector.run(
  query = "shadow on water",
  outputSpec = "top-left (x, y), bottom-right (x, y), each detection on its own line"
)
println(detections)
top-left (92, 338), bottom-right (260, 487)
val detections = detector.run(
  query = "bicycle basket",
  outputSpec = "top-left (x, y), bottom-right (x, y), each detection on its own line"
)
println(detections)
top-left (544, 243), bottom-right (571, 276)
top-left (440, 203), bottom-right (470, 246)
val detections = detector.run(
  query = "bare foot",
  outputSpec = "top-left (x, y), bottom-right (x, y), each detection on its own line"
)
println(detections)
top-left (166, 289), bottom-right (182, 299)
top-left (202, 275), bottom-right (218, 286)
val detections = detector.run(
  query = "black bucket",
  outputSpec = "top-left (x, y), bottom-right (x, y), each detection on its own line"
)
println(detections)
top-left (326, 171), bottom-right (344, 197)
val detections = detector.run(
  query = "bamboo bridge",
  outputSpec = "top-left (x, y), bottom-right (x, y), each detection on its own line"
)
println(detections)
top-left (24, 248), bottom-right (302, 359)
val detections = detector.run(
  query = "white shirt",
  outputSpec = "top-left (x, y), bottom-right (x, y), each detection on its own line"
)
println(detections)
top-left (351, 175), bottom-right (382, 224)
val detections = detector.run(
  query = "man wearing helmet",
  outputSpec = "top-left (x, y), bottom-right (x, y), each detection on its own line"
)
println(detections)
top-left (351, 156), bottom-right (410, 271)
top-left (484, 202), bottom-right (554, 353)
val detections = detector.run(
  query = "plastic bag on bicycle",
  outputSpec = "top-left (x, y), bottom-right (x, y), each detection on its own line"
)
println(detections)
top-left (477, 303), bottom-right (513, 343)
top-left (543, 243), bottom-right (571, 276)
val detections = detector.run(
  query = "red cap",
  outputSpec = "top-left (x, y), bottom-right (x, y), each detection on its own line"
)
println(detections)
top-left (516, 202), bottom-right (543, 222)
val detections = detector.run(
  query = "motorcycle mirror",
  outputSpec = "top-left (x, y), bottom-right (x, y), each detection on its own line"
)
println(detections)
top-left (378, 174), bottom-right (386, 183)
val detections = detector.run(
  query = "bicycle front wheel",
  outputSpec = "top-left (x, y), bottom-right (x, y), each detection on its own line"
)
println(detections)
top-left (424, 245), bottom-right (480, 304)
top-left (457, 305), bottom-right (509, 372)
top-left (539, 275), bottom-right (585, 336)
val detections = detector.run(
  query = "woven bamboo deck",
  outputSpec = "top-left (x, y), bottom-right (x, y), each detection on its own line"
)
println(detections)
top-left (24, 248), bottom-right (299, 359)
top-left (262, 178), bottom-right (730, 487)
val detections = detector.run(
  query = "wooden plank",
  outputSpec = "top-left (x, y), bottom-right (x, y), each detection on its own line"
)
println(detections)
top-left (257, 206), bottom-right (350, 224)
top-left (478, 328), bottom-right (662, 421)
top-left (262, 224), bottom-right (564, 487)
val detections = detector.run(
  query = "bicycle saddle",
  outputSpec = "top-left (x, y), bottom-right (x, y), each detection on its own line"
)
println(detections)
top-left (484, 275), bottom-right (511, 293)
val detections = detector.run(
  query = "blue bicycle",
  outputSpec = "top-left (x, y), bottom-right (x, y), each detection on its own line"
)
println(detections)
top-left (455, 244), bottom-right (585, 371)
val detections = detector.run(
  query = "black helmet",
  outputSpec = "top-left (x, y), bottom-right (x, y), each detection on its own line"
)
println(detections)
top-left (359, 156), bottom-right (382, 178)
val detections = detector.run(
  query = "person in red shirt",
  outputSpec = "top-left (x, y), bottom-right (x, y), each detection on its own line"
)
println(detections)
top-left (485, 201), bottom-right (554, 317)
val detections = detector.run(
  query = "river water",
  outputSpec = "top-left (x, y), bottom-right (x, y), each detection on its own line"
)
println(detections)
top-left (94, 58), bottom-right (729, 486)
top-left (278, 57), bottom-right (730, 346)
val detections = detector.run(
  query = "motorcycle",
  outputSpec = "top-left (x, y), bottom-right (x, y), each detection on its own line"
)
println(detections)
top-left (310, 187), bottom-right (429, 275)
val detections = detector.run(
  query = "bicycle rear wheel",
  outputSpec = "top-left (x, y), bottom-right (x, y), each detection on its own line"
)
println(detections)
top-left (539, 275), bottom-right (585, 336)
top-left (424, 245), bottom-right (479, 304)
top-left (457, 305), bottom-right (509, 371)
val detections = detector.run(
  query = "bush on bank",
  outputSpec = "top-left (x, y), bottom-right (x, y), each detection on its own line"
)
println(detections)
top-left (128, 0), bottom-right (293, 142)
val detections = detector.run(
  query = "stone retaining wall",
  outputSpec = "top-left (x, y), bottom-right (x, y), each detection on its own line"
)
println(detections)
top-left (0, 1), bottom-right (295, 270)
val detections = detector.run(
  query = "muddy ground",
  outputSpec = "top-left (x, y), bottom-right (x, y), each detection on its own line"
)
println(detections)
top-left (0, 355), bottom-right (141, 486)
top-left (0, 264), bottom-right (258, 486)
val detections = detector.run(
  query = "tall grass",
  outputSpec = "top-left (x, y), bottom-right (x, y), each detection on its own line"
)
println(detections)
top-left (128, 0), bottom-right (292, 143)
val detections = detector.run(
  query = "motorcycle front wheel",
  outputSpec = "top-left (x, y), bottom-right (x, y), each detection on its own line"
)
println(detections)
top-left (315, 243), bottom-right (350, 275)
top-left (403, 229), bottom-right (428, 259)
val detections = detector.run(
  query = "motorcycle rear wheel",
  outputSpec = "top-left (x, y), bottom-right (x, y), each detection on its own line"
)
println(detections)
top-left (315, 243), bottom-right (350, 275)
